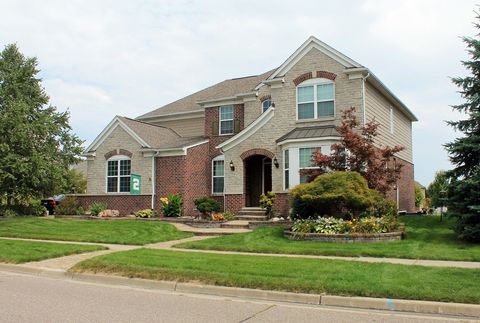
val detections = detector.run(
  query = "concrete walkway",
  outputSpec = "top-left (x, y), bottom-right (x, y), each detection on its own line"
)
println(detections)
top-left (168, 222), bottom-right (251, 235)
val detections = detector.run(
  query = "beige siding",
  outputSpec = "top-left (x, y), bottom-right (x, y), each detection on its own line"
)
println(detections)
top-left (86, 125), bottom-right (153, 195)
top-left (224, 47), bottom-right (364, 194)
top-left (149, 117), bottom-right (204, 137)
top-left (365, 82), bottom-right (413, 162)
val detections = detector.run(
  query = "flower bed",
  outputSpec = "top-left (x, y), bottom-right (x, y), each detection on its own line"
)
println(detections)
top-left (285, 216), bottom-right (404, 243)
top-left (284, 230), bottom-right (404, 243)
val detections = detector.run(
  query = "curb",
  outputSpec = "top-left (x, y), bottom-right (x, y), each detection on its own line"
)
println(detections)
top-left (1, 263), bottom-right (479, 318)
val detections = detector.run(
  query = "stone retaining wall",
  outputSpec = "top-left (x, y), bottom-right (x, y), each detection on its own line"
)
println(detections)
top-left (284, 230), bottom-right (404, 243)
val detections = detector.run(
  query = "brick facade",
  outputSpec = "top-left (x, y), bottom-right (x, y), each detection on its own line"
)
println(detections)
top-left (273, 192), bottom-right (290, 218)
top-left (224, 194), bottom-right (244, 213)
top-left (74, 194), bottom-right (151, 215)
top-left (387, 157), bottom-right (415, 212)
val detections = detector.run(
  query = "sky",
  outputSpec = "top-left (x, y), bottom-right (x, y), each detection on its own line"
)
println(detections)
top-left (0, 0), bottom-right (476, 186)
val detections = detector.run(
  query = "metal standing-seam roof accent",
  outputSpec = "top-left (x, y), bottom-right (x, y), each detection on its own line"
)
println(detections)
top-left (276, 125), bottom-right (340, 143)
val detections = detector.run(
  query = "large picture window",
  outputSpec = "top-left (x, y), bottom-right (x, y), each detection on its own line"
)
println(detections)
top-left (219, 105), bottom-right (234, 135)
top-left (107, 157), bottom-right (131, 193)
top-left (297, 80), bottom-right (334, 120)
top-left (212, 156), bottom-right (225, 194)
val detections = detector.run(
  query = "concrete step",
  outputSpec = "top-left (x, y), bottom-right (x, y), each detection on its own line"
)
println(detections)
top-left (220, 220), bottom-right (250, 229)
top-left (234, 215), bottom-right (268, 221)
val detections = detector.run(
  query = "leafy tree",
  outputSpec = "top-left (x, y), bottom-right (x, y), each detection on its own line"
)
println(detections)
top-left (0, 44), bottom-right (83, 207)
top-left (303, 107), bottom-right (404, 194)
top-left (414, 182), bottom-right (425, 208)
top-left (427, 171), bottom-right (449, 208)
top-left (62, 169), bottom-right (87, 194)
top-left (444, 16), bottom-right (480, 242)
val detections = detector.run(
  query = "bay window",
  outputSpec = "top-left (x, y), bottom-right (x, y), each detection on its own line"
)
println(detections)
top-left (299, 147), bottom-right (320, 183)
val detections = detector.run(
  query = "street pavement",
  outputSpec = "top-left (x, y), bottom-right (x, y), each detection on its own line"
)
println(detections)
top-left (0, 271), bottom-right (474, 323)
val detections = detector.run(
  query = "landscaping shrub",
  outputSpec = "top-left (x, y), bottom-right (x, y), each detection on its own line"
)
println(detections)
top-left (54, 196), bottom-right (84, 215)
top-left (290, 171), bottom-right (383, 220)
top-left (211, 213), bottom-right (224, 221)
top-left (259, 191), bottom-right (276, 217)
top-left (160, 193), bottom-right (183, 217)
top-left (194, 196), bottom-right (220, 218)
top-left (134, 209), bottom-right (155, 218)
top-left (222, 211), bottom-right (235, 221)
top-left (0, 199), bottom-right (46, 217)
top-left (291, 216), bottom-right (399, 234)
top-left (89, 202), bottom-right (107, 216)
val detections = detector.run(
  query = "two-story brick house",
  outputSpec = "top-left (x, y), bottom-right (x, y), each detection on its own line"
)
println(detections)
top-left (79, 36), bottom-right (417, 216)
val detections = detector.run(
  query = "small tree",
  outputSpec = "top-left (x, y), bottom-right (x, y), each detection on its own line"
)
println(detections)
top-left (427, 171), bottom-right (449, 208)
top-left (444, 13), bottom-right (480, 242)
top-left (303, 107), bottom-right (404, 194)
top-left (414, 182), bottom-right (425, 209)
top-left (62, 169), bottom-right (87, 194)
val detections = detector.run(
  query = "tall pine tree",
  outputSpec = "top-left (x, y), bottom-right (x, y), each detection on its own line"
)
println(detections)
top-left (0, 44), bottom-right (83, 209)
top-left (445, 14), bottom-right (480, 242)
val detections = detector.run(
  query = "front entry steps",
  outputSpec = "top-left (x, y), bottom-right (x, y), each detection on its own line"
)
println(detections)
top-left (234, 207), bottom-right (268, 221)
top-left (220, 220), bottom-right (250, 229)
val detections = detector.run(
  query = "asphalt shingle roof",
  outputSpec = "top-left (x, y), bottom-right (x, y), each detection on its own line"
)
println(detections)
top-left (137, 69), bottom-right (274, 119)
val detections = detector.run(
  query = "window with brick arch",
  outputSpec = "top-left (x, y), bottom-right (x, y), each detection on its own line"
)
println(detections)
top-left (297, 78), bottom-right (335, 120)
top-left (106, 156), bottom-right (131, 193)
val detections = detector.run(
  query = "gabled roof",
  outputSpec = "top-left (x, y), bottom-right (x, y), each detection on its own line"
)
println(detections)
top-left (84, 116), bottom-right (206, 154)
top-left (137, 70), bottom-right (274, 120)
top-left (268, 36), bottom-right (362, 80)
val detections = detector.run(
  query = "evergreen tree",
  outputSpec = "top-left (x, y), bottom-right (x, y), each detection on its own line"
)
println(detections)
top-left (0, 44), bottom-right (83, 208)
top-left (445, 15), bottom-right (480, 242)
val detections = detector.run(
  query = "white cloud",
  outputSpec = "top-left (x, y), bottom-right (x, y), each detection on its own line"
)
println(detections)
top-left (0, 0), bottom-right (477, 185)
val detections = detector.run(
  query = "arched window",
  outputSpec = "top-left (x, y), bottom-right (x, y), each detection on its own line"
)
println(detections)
top-left (212, 155), bottom-right (225, 194)
top-left (106, 155), bottom-right (131, 193)
top-left (262, 99), bottom-right (272, 113)
top-left (296, 78), bottom-right (335, 120)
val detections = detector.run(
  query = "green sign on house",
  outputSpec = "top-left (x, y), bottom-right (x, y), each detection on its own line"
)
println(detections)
top-left (131, 174), bottom-right (141, 195)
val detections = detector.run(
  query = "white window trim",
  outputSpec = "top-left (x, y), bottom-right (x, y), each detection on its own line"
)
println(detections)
top-left (106, 155), bottom-right (131, 194)
top-left (211, 155), bottom-right (225, 195)
top-left (219, 105), bottom-right (234, 135)
top-left (261, 99), bottom-right (272, 113)
top-left (283, 149), bottom-right (289, 191)
top-left (296, 78), bottom-right (335, 121)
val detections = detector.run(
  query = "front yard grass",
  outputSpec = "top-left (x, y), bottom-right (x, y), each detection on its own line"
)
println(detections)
top-left (0, 218), bottom-right (192, 245)
top-left (0, 239), bottom-right (106, 263)
top-left (176, 216), bottom-right (480, 261)
top-left (72, 248), bottom-right (480, 304)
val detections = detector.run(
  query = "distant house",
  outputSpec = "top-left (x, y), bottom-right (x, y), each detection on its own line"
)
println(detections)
top-left (78, 36), bottom-right (417, 216)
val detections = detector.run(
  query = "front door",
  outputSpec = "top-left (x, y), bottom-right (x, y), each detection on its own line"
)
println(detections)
top-left (245, 155), bottom-right (272, 207)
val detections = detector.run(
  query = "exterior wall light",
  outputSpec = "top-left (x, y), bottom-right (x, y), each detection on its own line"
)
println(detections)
top-left (229, 160), bottom-right (235, 171)
top-left (273, 157), bottom-right (279, 168)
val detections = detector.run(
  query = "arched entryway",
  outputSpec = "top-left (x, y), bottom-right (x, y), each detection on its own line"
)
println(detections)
top-left (242, 149), bottom-right (274, 207)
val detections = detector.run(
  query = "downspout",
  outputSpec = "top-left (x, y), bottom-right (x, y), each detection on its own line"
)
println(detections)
top-left (362, 72), bottom-right (371, 126)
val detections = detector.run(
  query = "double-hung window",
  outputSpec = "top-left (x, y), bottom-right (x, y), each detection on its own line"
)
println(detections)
top-left (299, 147), bottom-right (320, 183)
top-left (297, 80), bottom-right (334, 120)
top-left (219, 105), bottom-right (234, 135)
top-left (212, 156), bottom-right (225, 194)
top-left (107, 158), bottom-right (131, 193)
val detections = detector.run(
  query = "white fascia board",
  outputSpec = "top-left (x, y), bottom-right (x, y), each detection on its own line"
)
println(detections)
top-left (269, 36), bottom-right (362, 80)
top-left (276, 136), bottom-right (341, 147)
top-left (140, 139), bottom-right (209, 157)
top-left (136, 109), bottom-right (204, 122)
top-left (83, 116), bottom-right (151, 154)
top-left (216, 107), bottom-right (275, 152)
top-left (183, 139), bottom-right (209, 150)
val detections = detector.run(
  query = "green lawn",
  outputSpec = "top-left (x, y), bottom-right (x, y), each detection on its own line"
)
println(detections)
top-left (72, 248), bottom-right (480, 304)
top-left (0, 239), bottom-right (106, 263)
top-left (176, 216), bottom-right (480, 261)
top-left (0, 218), bottom-right (192, 245)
